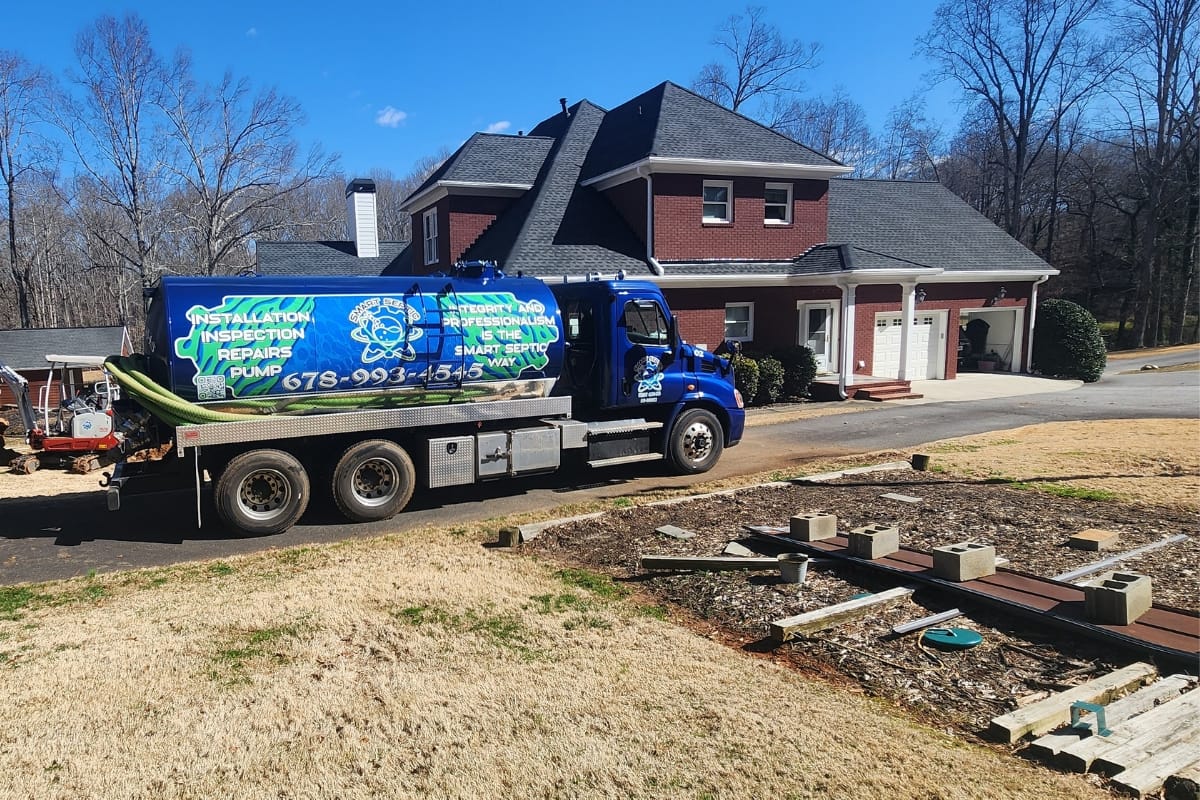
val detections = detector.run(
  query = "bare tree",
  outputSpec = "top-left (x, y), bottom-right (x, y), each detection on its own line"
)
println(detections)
top-left (771, 89), bottom-right (877, 171)
top-left (921, 0), bottom-right (1112, 239)
top-left (56, 13), bottom-right (167, 293)
top-left (0, 51), bottom-right (54, 328)
top-left (157, 54), bottom-right (338, 276)
top-left (1111, 0), bottom-right (1199, 346)
top-left (877, 96), bottom-right (944, 181)
top-left (693, 6), bottom-right (821, 116)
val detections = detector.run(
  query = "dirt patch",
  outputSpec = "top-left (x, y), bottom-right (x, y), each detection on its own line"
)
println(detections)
top-left (524, 419), bottom-right (1199, 746)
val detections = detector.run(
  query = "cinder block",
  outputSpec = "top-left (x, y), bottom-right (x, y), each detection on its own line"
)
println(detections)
top-left (848, 524), bottom-right (900, 559)
top-left (932, 542), bottom-right (997, 582)
top-left (789, 513), bottom-right (837, 541)
top-left (1069, 528), bottom-right (1120, 551)
top-left (1084, 571), bottom-right (1152, 625)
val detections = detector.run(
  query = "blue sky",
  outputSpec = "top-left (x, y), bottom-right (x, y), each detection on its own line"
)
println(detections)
top-left (4, 0), bottom-right (962, 177)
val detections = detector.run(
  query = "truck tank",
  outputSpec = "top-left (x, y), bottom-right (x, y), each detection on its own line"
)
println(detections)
top-left (143, 266), bottom-right (564, 414)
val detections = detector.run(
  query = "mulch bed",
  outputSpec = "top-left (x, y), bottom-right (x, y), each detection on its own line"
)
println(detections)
top-left (524, 469), bottom-right (1198, 739)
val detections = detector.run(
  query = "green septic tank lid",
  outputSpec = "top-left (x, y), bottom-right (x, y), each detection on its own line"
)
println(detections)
top-left (922, 627), bottom-right (983, 650)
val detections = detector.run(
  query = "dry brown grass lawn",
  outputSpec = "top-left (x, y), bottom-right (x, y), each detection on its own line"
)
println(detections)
top-left (4, 418), bottom-right (1195, 799)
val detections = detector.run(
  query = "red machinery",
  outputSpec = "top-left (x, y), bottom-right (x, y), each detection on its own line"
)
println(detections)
top-left (0, 355), bottom-right (122, 474)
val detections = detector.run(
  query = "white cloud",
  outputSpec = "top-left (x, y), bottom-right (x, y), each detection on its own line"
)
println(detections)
top-left (245, 27), bottom-right (257, 37)
top-left (376, 106), bottom-right (408, 128)
top-left (485, 120), bottom-right (511, 134)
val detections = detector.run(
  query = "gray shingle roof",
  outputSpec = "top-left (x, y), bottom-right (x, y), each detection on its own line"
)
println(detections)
top-left (407, 133), bottom-right (555, 200)
top-left (581, 82), bottom-right (843, 180)
top-left (255, 241), bottom-right (411, 276)
top-left (463, 101), bottom-right (651, 280)
top-left (0, 327), bottom-right (129, 370)
top-left (825, 180), bottom-right (1054, 273)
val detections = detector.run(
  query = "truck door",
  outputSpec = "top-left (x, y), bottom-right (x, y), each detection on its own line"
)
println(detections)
top-left (615, 297), bottom-right (683, 408)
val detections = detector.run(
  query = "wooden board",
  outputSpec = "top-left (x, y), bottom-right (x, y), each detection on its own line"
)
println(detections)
top-left (769, 587), bottom-right (914, 643)
top-left (1057, 686), bottom-right (1200, 773)
top-left (1092, 694), bottom-right (1200, 776)
top-left (1111, 734), bottom-right (1200, 798)
top-left (1026, 675), bottom-right (1195, 760)
top-left (988, 662), bottom-right (1157, 744)
top-left (639, 555), bottom-right (781, 571)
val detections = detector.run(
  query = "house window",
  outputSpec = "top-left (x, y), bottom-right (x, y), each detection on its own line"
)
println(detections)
top-left (724, 302), bottom-right (753, 341)
top-left (422, 208), bottom-right (439, 265)
top-left (703, 180), bottom-right (733, 223)
top-left (764, 182), bottom-right (792, 224)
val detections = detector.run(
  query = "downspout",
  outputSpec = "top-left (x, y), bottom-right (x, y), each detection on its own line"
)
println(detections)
top-left (1025, 274), bottom-right (1052, 373)
top-left (638, 164), bottom-right (664, 276)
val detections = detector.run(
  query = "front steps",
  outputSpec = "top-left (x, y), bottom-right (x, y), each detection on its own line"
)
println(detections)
top-left (810, 379), bottom-right (923, 402)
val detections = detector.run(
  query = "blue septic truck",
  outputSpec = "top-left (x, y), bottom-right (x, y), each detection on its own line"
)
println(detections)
top-left (104, 262), bottom-right (744, 535)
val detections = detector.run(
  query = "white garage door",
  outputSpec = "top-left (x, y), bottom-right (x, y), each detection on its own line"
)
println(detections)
top-left (873, 312), bottom-right (944, 379)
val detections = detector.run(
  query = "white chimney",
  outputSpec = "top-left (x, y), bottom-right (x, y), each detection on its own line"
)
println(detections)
top-left (345, 178), bottom-right (379, 258)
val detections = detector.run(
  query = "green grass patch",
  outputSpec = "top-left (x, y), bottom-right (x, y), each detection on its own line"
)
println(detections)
top-left (392, 604), bottom-right (457, 627)
top-left (1010, 482), bottom-right (1118, 501)
top-left (529, 592), bottom-right (588, 615)
top-left (0, 587), bottom-right (37, 621)
top-left (633, 603), bottom-right (669, 621)
top-left (208, 562), bottom-right (235, 577)
top-left (208, 620), bottom-right (309, 686)
top-left (555, 568), bottom-right (629, 601)
top-left (611, 497), bottom-right (634, 509)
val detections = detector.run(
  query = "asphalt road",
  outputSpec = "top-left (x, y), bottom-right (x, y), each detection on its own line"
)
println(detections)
top-left (1, 363), bottom-right (1195, 586)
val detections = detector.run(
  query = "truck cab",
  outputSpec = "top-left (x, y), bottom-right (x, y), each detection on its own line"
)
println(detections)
top-left (550, 278), bottom-right (744, 471)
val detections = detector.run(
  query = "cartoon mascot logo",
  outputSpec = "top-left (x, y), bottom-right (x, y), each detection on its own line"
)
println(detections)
top-left (349, 297), bottom-right (423, 363)
top-left (634, 355), bottom-right (663, 402)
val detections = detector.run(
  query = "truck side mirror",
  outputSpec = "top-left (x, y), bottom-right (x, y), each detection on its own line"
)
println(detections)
top-left (669, 314), bottom-right (680, 351)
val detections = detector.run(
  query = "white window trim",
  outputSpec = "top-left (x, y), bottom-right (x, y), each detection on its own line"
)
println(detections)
top-left (724, 301), bottom-right (754, 342)
top-left (702, 179), bottom-right (734, 223)
top-left (764, 181), bottom-right (793, 225)
top-left (797, 300), bottom-right (840, 374)
top-left (422, 208), bottom-right (439, 266)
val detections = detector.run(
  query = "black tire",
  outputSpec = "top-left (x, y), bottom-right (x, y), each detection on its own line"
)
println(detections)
top-left (330, 439), bottom-right (415, 523)
top-left (667, 408), bottom-right (724, 475)
top-left (214, 449), bottom-right (310, 536)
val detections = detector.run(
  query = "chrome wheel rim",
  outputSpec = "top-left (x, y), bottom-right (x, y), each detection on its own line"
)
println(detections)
top-left (352, 458), bottom-right (398, 507)
top-left (237, 468), bottom-right (291, 520)
top-left (681, 421), bottom-right (714, 464)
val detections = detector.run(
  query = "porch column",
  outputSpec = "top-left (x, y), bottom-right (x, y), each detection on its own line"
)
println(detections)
top-left (897, 282), bottom-right (918, 381)
top-left (839, 282), bottom-right (857, 390)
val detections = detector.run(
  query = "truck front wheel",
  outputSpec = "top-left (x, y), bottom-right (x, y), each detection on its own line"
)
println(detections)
top-left (331, 439), bottom-right (415, 523)
top-left (667, 408), bottom-right (724, 475)
top-left (214, 449), bottom-right (310, 536)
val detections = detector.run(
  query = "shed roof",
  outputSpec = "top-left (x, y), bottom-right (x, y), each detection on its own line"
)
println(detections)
top-left (0, 326), bottom-right (130, 370)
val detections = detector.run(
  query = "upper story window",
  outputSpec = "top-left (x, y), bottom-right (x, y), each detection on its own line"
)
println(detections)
top-left (764, 182), bottom-right (793, 224)
top-left (702, 180), bottom-right (733, 223)
top-left (724, 302), bottom-right (753, 341)
top-left (422, 208), bottom-right (438, 265)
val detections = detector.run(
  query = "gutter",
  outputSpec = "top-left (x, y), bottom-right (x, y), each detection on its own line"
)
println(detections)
top-left (638, 164), bottom-right (664, 276)
top-left (1025, 274), bottom-right (1052, 373)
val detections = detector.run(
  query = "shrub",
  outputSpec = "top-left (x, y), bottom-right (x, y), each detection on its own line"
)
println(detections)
top-left (754, 356), bottom-right (785, 405)
top-left (1032, 299), bottom-right (1107, 382)
top-left (772, 345), bottom-right (819, 399)
top-left (731, 354), bottom-right (760, 403)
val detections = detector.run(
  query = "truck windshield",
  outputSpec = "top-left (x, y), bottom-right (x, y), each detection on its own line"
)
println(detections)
top-left (623, 300), bottom-right (669, 346)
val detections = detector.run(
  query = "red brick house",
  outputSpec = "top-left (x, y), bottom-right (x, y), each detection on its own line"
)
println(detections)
top-left (283, 82), bottom-right (1060, 393)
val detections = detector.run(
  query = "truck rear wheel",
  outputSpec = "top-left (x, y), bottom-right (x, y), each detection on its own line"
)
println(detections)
top-left (214, 449), bottom-right (310, 536)
top-left (331, 439), bottom-right (415, 523)
top-left (667, 408), bottom-right (724, 475)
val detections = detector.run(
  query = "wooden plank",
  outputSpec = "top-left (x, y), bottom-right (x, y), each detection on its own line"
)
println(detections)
top-left (1026, 675), bottom-right (1195, 759)
top-left (1092, 692), bottom-right (1200, 775)
top-left (892, 608), bottom-right (962, 635)
top-left (1164, 763), bottom-right (1200, 800)
top-left (639, 555), bottom-right (782, 572)
top-left (1057, 687), bottom-right (1200, 773)
top-left (769, 587), bottom-right (914, 643)
top-left (988, 662), bottom-right (1158, 744)
top-left (1111, 733), bottom-right (1200, 798)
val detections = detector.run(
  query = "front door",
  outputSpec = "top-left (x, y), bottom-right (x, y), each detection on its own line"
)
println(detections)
top-left (801, 303), bottom-right (835, 373)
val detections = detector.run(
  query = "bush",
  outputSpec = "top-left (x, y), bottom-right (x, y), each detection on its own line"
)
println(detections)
top-left (730, 353), bottom-right (760, 403)
top-left (772, 345), bottom-right (819, 399)
top-left (755, 356), bottom-right (785, 405)
top-left (1032, 299), bottom-right (1107, 382)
